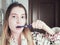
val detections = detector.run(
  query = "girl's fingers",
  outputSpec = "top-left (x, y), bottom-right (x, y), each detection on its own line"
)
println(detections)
top-left (32, 20), bottom-right (44, 29)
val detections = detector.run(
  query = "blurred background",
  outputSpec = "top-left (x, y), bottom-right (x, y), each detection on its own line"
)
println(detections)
top-left (0, 0), bottom-right (60, 36)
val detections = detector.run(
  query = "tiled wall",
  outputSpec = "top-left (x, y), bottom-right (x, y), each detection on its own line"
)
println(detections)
top-left (0, 0), bottom-right (2, 36)
top-left (0, 24), bottom-right (2, 36)
top-left (0, 0), bottom-right (2, 9)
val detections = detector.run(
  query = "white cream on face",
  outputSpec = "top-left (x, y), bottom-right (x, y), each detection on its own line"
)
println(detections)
top-left (8, 6), bottom-right (26, 34)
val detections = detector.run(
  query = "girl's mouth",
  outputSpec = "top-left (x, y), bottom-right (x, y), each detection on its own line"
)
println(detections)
top-left (16, 26), bottom-right (25, 28)
top-left (16, 26), bottom-right (24, 30)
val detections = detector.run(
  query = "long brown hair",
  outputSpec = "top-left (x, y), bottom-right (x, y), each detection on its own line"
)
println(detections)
top-left (2, 2), bottom-right (34, 45)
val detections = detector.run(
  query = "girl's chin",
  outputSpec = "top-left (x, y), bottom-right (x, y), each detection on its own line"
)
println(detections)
top-left (15, 28), bottom-right (23, 33)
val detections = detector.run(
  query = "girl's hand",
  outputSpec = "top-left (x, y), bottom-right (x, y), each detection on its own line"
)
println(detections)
top-left (32, 20), bottom-right (55, 35)
top-left (32, 20), bottom-right (46, 29)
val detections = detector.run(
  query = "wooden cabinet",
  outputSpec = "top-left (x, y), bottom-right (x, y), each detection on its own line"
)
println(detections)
top-left (29, 0), bottom-right (60, 27)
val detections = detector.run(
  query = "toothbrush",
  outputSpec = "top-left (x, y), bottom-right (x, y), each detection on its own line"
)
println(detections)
top-left (16, 24), bottom-right (32, 28)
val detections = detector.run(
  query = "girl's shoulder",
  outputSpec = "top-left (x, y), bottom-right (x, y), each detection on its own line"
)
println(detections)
top-left (31, 32), bottom-right (43, 37)
top-left (31, 31), bottom-right (44, 37)
top-left (31, 32), bottom-right (50, 45)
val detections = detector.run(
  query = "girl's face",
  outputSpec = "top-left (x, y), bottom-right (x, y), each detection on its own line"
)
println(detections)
top-left (8, 6), bottom-right (26, 34)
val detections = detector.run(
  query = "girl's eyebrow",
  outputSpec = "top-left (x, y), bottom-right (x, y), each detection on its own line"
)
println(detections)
top-left (10, 13), bottom-right (25, 16)
top-left (10, 13), bottom-right (18, 15)
top-left (22, 14), bottom-right (25, 15)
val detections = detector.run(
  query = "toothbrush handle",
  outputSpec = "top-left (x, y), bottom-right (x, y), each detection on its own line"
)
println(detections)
top-left (27, 24), bottom-right (32, 28)
top-left (25, 24), bottom-right (32, 28)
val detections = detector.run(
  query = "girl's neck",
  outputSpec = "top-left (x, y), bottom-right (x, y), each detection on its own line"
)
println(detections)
top-left (10, 32), bottom-right (23, 45)
top-left (11, 32), bottom-right (22, 40)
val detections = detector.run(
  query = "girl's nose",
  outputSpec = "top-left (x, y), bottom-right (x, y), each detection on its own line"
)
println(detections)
top-left (16, 17), bottom-right (21, 24)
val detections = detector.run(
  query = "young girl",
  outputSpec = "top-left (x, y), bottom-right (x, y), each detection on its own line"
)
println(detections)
top-left (1, 2), bottom-right (55, 45)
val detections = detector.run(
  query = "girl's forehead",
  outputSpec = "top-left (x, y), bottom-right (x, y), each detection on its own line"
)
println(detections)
top-left (10, 6), bottom-right (25, 14)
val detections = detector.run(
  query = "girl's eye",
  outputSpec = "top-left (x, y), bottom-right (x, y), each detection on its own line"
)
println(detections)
top-left (21, 16), bottom-right (25, 18)
top-left (12, 16), bottom-right (15, 18)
